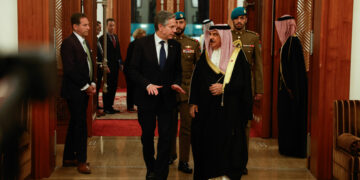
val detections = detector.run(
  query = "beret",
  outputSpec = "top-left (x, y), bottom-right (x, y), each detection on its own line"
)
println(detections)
top-left (175, 12), bottom-right (185, 20)
top-left (231, 7), bottom-right (247, 20)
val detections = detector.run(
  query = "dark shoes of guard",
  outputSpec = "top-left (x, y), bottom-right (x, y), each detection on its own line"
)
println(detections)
top-left (178, 161), bottom-right (193, 174)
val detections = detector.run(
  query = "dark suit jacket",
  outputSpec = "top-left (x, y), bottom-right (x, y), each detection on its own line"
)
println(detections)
top-left (99, 33), bottom-right (122, 71)
top-left (127, 34), bottom-right (182, 109)
top-left (96, 38), bottom-right (103, 64)
top-left (124, 40), bottom-right (136, 75)
top-left (61, 33), bottom-right (94, 98)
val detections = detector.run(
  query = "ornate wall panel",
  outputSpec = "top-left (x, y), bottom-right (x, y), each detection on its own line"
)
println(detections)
top-left (297, 0), bottom-right (312, 71)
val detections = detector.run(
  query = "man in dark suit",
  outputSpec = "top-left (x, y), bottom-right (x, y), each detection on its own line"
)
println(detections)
top-left (60, 13), bottom-right (95, 174)
top-left (95, 21), bottom-right (106, 117)
top-left (99, 18), bottom-right (122, 114)
top-left (124, 28), bottom-right (146, 112)
top-left (127, 11), bottom-right (185, 180)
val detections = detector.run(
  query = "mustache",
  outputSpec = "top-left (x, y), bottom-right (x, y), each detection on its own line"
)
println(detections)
top-left (210, 39), bottom-right (215, 43)
top-left (235, 22), bottom-right (243, 26)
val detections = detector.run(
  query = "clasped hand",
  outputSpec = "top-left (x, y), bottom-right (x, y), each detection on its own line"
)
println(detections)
top-left (86, 84), bottom-right (96, 95)
top-left (209, 83), bottom-right (223, 96)
top-left (189, 104), bottom-right (198, 118)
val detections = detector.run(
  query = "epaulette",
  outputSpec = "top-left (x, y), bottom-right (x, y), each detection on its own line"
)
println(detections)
top-left (189, 37), bottom-right (199, 43)
top-left (246, 30), bottom-right (260, 36)
top-left (184, 35), bottom-right (198, 42)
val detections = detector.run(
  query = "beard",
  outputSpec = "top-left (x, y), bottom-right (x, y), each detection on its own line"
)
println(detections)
top-left (234, 22), bottom-right (245, 30)
top-left (175, 28), bottom-right (185, 36)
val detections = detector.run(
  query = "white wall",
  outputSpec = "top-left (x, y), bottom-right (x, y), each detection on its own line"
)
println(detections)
top-left (0, 0), bottom-right (18, 53)
top-left (350, 0), bottom-right (360, 99)
top-left (97, 3), bottom-right (104, 37)
top-left (237, 0), bottom-right (245, 7)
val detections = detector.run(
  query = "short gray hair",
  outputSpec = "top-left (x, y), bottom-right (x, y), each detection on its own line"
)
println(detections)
top-left (154, 11), bottom-right (175, 31)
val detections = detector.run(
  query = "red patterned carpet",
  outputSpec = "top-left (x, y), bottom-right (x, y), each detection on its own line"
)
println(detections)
top-left (92, 119), bottom-right (180, 136)
top-left (92, 119), bottom-right (144, 136)
top-left (93, 88), bottom-right (262, 137)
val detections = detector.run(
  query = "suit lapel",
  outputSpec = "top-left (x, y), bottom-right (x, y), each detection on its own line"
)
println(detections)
top-left (71, 33), bottom-right (87, 58)
top-left (148, 35), bottom-right (160, 68)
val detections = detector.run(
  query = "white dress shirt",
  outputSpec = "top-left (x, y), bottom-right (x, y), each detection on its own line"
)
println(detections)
top-left (146, 33), bottom-right (169, 89)
top-left (211, 48), bottom-right (221, 68)
top-left (154, 32), bottom-right (168, 64)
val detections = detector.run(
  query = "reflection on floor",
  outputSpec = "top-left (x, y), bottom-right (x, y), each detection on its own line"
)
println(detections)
top-left (45, 137), bottom-right (316, 180)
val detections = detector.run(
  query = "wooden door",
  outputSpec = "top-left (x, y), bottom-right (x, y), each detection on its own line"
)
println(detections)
top-left (56, 0), bottom-right (97, 142)
top-left (244, 0), bottom-right (270, 137)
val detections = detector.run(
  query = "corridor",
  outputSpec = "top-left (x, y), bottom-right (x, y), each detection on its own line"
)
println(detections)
top-left (45, 137), bottom-right (315, 180)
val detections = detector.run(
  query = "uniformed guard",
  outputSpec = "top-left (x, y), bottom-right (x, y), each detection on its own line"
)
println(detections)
top-left (231, 6), bottom-right (264, 175)
top-left (169, 11), bottom-right (201, 174)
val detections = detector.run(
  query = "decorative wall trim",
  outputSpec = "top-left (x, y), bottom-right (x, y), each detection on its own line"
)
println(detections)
top-left (297, 0), bottom-right (312, 71)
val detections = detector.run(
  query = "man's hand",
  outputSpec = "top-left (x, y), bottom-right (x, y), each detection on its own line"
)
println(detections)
top-left (171, 84), bottom-right (186, 94)
top-left (104, 66), bottom-right (110, 73)
top-left (189, 104), bottom-right (198, 118)
top-left (86, 85), bottom-right (96, 95)
top-left (146, 84), bottom-right (163, 96)
top-left (209, 83), bottom-right (223, 96)
top-left (254, 94), bottom-right (263, 101)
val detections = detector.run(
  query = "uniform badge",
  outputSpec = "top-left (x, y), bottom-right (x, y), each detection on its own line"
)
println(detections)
top-left (180, 14), bottom-right (183, 18)
top-left (243, 44), bottom-right (255, 48)
top-left (183, 45), bottom-right (194, 53)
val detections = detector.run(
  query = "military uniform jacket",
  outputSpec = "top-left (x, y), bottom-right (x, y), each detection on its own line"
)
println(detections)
top-left (232, 29), bottom-right (264, 95)
top-left (173, 34), bottom-right (201, 102)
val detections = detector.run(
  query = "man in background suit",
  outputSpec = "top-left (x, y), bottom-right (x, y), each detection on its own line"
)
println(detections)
top-left (124, 28), bottom-right (146, 112)
top-left (127, 11), bottom-right (185, 180)
top-left (60, 13), bottom-right (95, 174)
top-left (95, 21), bottom-right (106, 117)
top-left (99, 18), bottom-right (122, 114)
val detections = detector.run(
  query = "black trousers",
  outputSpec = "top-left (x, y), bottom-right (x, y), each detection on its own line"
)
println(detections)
top-left (96, 68), bottom-right (103, 108)
top-left (125, 76), bottom-right (135, 110)
top-left (103, 67), bottom-right (118, 111)
top-left (63, 92), bottom-right (88, 163)
top-left (137, 106), bottom-right (174, 180)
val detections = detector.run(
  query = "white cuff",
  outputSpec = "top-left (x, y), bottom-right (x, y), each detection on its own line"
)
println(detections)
top-left (146, 84), bottom-right (152, 89)
top-left (81, 84), bottom-right (90, 91)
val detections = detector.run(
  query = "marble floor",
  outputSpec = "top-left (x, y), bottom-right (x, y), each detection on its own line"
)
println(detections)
top-left (45, 137), bottom-right (316, 180)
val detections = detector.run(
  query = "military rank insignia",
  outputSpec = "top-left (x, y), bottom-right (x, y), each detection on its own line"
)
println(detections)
top-left (243, 44), bottom-right (255, 48)
top-left (183, 46), bottom-right (194, 53)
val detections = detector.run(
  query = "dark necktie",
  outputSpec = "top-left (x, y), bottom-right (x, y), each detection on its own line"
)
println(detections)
top-left (159, 40), bottom-right (166, 70)
top-left (111, 35), bottom-right (116, 48)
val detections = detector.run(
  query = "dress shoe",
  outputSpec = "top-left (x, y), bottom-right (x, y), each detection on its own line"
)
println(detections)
top-left (127, 108), bottom-right (136, 112)
top-left (105, 108), bottom-right (120, 114)
top-left (168, 155), bottom-right (177, 165)
top-left (178, 161), bottom-right (193, 174)
top-left (96, 110), bottom-right (105, 117)
top-left (146, 170), bottom-right (156, 180)
top-left (104, 110), bottom-right (114, 114)
top-left (63, 159), bottom-right (78, 167)
top-left (77, 162), bottom-right (91, 174)
top-left (243, 167), bottom-right (248, 175)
